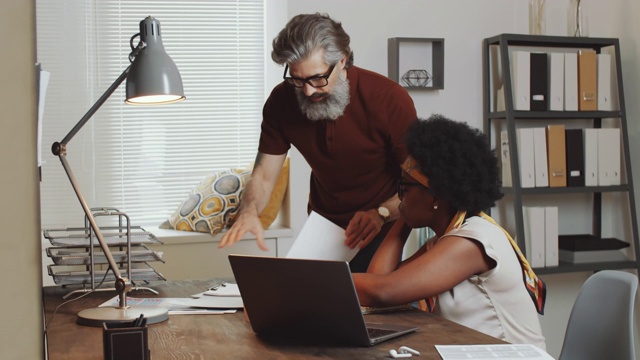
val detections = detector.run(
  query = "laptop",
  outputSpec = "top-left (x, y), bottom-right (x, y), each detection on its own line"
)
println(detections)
top-left (228, 254), bottom-right (418, 346)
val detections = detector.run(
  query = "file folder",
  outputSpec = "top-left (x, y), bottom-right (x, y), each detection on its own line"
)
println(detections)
top-left (578, 49), bottom-right (597, 111)
top-left (530, 53), bottom-right (548, 111)
top-left (565, 129), bottom-right (585, 187)
top-left (584, 129), bottom-right (599, 186)
top-left (598, 128), bottom-right (621, 186)
top-left (513, 50), bottom-right (530, 111)
top-left (546, 125), bottom-right (567, 187)
top-left (500, 130), bottom-right (512, 187)
top-left (564, 52), bottom-right (579, 111)
top-left (597, 53), bottom-right (613, 111)
top-left (491, 45), bottom-right (505, 112)
top-left (544, 207), bottom-right (559, 267)
top-left (549, 53), bottom-right (564, 111)
top-left (517, 128), bottom-right (535, 188)
top-left (524, 206), bottom-right (545, 268)
top-left (532, 127), bottom-right (548, 187)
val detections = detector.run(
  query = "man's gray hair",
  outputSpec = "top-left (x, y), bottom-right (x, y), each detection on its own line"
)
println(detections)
top-left (271, 13), bottom-right (354, 68)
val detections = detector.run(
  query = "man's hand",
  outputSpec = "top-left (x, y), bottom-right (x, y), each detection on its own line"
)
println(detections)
top-left (218, 152), bottom-right (285, 252)
top-left (219, 209), bottom-right (269, 251)
top-left (344, 209), bottom-right (384, 249)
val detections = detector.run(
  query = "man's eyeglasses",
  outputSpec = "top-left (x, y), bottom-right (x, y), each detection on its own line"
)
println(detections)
top-left (283, 64), bottom-right (336, 88)
top-left (397, 178), bottom-right (428, 198)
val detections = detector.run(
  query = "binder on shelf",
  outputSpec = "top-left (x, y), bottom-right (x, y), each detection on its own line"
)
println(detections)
top-left (564, 52), bottom-right (579, 111)
top-left (513, 50), bottom-right (530, 111)
top-left (584, 128), bottom-right (599, 186)
top-left (544, 207), bottom-right (559, 267)
top-left (546, 124), bottom-right (567, 187)
top-left (532, 127), bottom-right (548, 187)
top-left (530, 52), bottom-right (548, 111)
top-left (517, 128), bottom-right (535, 188)
top-left (565, 129), bottom-right (585, 187)
top-left (559, 234), bottom-right (630, 263)
top-left (578, 49), bottom-right (597, 111)
top-left (496, 88), bottom-right (506, 113)
top-left (524, 206), bottom-right (545, 268)
top-left (597, 53), bottom-right (613, 111)
top-left (500, 130), bottom-right (512, 187)
top-left (491, 45), bottom-right (505, 112)
top-left (597, 128), bottom-right (621, 186)
top-left (549, 52), bottom-right (564, 111)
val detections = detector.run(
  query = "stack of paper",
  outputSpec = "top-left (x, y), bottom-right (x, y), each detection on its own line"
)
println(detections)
top-left (175, 282), bottom-right (244, 312)
top-left (435, 344), bottom-right (553, 360)
top-left (170, 295), bottom-right (243, 312)
top-left (100, 287), bottom-right (243, 315)
top-left (202, 283), bottom-right (241, 297)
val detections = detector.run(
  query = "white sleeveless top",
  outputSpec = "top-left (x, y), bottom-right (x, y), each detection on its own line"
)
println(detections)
top-left (434, 216), bottom-right (546, 350)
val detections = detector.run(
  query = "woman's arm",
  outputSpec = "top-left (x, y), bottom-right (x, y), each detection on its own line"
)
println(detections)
top-left (365, 218), bottom-right (412, 274)
top-left (354, 235), bottom-right (493, 307)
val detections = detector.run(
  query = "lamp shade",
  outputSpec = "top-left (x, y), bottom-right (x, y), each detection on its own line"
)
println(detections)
top-left (126, 16), bottom-right (185, 105)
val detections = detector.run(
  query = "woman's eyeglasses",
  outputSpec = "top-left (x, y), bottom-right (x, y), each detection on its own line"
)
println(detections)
top-left (397, 178), bottom-right (428, 197)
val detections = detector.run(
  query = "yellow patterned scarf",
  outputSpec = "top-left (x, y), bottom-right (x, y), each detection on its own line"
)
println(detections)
top-left (402, 156), bottom-right (546, 315)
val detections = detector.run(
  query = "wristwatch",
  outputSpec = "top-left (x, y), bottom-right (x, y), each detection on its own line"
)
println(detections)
top-left (377, 206), bottom-right (390, 222)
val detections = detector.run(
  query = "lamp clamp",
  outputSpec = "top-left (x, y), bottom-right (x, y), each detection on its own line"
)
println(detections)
top-left (128, 34), bottom-right (146, 63)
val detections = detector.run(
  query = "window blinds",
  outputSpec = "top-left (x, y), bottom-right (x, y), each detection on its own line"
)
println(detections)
top-left (37, 0), bottom-right (265, 227)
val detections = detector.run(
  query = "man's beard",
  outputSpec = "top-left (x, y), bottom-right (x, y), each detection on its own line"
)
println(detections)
top-left (295, 75), bottom-right (350, 121)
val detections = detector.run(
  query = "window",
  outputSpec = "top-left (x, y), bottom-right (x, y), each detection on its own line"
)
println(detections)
top-left (37, 0), bottom-right (265, 227)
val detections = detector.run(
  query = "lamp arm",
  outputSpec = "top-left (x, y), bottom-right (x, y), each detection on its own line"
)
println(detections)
top-left (51, 64), bottom-right (135, 308)
top-left (58, 155), bottom-right (129, 300)
top-left (55, 64), bottom-right (131, 149)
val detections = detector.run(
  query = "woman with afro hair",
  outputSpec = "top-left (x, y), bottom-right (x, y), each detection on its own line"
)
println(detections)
top-left (352, 115), bottom-right (546, 349)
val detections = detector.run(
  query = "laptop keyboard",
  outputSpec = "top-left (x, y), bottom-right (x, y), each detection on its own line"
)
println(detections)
top-left (367, 327), bottom-right (398, 338)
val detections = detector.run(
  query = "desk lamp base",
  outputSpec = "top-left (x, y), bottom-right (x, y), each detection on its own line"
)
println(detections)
top-left (77, 306), bottom-right (169, 327)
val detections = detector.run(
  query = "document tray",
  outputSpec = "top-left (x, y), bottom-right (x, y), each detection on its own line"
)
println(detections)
top-left (47, 265), bottom-right (165, 286)
top-left (44, 226), bottom-right (162, 247)
top-left (47, 247), bottom-right (164, 266)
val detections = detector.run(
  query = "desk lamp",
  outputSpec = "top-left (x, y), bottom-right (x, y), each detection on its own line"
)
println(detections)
top-left (51, 16), bottom-right (185, 327)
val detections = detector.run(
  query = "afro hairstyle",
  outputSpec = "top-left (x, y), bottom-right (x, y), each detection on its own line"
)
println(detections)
top-left (405, 114), bottom-right (503, 214)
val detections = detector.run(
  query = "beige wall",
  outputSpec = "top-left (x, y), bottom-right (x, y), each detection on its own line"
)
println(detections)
top-left (0, 0), bottom-right (44, 359)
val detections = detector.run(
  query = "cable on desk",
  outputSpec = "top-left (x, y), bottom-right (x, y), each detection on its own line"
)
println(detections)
top-left (43, 265), bottom-right (112, 334)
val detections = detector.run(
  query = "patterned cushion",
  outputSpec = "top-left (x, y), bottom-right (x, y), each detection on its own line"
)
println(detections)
top-left (161, 159), bottom-right (289, 235)
top-left (162, 168), bottom-right (251, 235)
top-left (257, 157), bottom-right (289, 229)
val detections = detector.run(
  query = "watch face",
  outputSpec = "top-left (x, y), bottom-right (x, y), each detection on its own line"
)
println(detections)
top-left (378, 206), bottom-right (390, 218)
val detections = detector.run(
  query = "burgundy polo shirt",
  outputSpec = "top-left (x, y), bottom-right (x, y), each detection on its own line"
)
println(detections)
top-left (259, 66), bottom-right (417, 228)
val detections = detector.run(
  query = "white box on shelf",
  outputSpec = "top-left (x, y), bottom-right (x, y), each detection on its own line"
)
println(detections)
top-left (516, 128), bottom-right (535, 188)
top-left (524, 206), bottom-right (545, 268)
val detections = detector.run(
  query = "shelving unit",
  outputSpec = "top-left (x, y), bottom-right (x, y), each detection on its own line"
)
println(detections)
top-left (482, 33), bottom-right (640, 275)
top-left (388, 37), bottom-right (444, 90)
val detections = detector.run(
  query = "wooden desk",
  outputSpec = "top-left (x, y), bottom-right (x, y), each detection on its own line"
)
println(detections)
top-left (44, 280), bottom-right (505, 359)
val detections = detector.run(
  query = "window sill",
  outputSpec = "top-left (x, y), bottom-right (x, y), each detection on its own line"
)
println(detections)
top-left (144, 224), bottom-right (293, 246)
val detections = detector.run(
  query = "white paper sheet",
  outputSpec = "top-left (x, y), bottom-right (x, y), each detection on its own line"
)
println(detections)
top-left (170, 296), bottom-right (243, 309)
top-left (435, 344), bottom-right (554, 360)
top-left (37, 66), bottom-right (50, 167)
top-left (99, 295), bottom-right (241, 314)
top-left (285, 211), bottom-right (359, 262)
top-left (203, 283), bottom-right (241, 297)
top-left (168, 309), bottom-right (236, 315)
